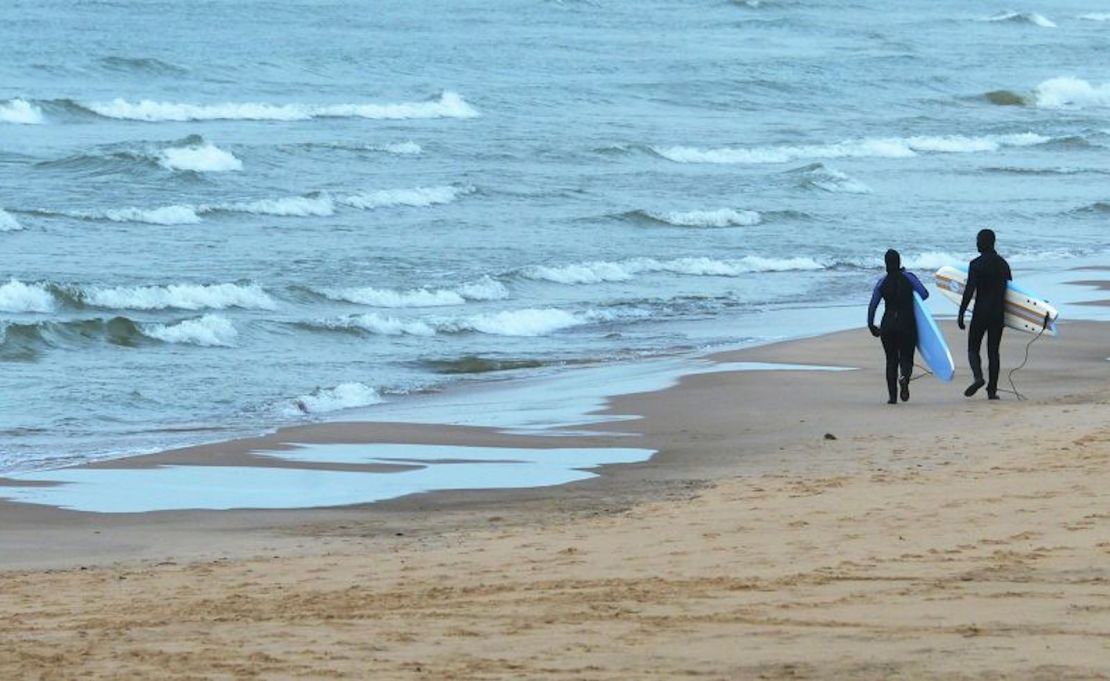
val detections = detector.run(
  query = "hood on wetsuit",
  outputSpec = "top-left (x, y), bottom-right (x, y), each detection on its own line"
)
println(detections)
top-left (884, 248), bottom-right (901, 274)
top-left (977, 228), bottom-right (996, 253)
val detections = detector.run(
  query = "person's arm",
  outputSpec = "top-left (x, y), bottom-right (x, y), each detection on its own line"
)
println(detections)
top-left (867, 276), bottom-right (884, 335)
top-left (958, 263), bottom-right (977, 330)
top-left (1004, 259), bottom-right (1012, 282)
top-left (905, 271), bottom-right (928, 299)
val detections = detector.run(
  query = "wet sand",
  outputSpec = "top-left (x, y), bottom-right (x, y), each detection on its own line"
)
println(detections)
top-left (1, 319), bottom-right (1108, 679)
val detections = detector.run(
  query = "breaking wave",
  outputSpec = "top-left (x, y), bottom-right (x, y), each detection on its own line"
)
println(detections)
top-left (284, 382), bottom-right (383, 415)
top-left (143, 314), bottom-right (238, 347)
top-left (338, 185), bottom-right (471, 210)
top-left (309, 307), bottom-right (598, 338)
top-left (158, 142), bottom-right (242, 172)
top-left (1078, 13), bottom-right (1110, 21)
top-left (626, 208), bottom-right (762, 227)
top-left (97, 56), bottom-right (187, 75)
top-left (652, 133), bottom-right (1048, 164)
top-left (0, 98), bottom-right (44, 124)
top-left (1034, 77), bottom-right (1110, 109)
top-left (521, 256), bottom-right (826, 284)
top-left (32, 185), bottom-right (468, 225)
top-left (78, 282), bottom-right (276, 311)
top-left (320, 276), bottom-right (508, 308)
top-left (79, 91), bottom-right (478, 122)
top-left (0, 280), bottom-right (55, 313)
top-left (793, 163), bottom-right (872, 194)
top-left (0, 209), bottom-right (24, 232)
top-left (977, 11), bottom-right (1056, 27)
top-left (215, 194), bottom-right (335, 217)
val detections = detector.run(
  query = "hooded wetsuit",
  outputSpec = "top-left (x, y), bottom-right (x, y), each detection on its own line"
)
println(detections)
top-left (959, 249), bottom-right (1012, 396)
top-left (868, 267), bottom-right (928, 402)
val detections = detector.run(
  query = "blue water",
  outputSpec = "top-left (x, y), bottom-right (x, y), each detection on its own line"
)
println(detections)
top-left (3, 0), bottom-right (1109, 472)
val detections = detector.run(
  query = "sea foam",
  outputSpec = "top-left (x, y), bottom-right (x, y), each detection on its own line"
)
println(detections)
top-left (82, 283), bottom-right (276, 310)
top-left (0, 279), bottom-right (55, 313)
top-left (82, 91), bottom-right (478, 122)
top-left (158, 142), bottom-right (242, 172)
top-left (0, 99), bottom-right (44, 124)
top-left (1034, 77), bottom-right (1110, 108)
top-left (144, 314), bottom-right (238, 347)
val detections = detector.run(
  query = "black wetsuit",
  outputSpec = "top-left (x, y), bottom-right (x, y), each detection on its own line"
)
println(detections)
top-left (868, 269), bottom-right (928, 403)
top-left (961, 250), bottom-right (1012, 396)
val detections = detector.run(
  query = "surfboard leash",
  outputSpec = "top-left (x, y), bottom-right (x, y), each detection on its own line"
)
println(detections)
top-left (998, 311), bottom-right (1051, 402)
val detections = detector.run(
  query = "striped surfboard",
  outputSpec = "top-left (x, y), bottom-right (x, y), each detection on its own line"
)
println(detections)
top-left (934, 265), bottom-right (1059, 336)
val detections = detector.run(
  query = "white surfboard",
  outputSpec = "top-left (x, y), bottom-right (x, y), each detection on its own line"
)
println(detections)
top-left (934, 265), bottom-right (1059, 336)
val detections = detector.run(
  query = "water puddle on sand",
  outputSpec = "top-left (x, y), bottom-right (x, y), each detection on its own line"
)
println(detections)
top-left (0, 444), bottom-right (654, 513)
top-left (347, 360), bottom-right (855, 434)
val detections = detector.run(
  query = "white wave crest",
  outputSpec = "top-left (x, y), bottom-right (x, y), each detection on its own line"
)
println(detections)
top-left (214, 194), bottom-right (335, 217)
top-left (285, 382), bottom-right (384, 415)
top-left (0, 279), bottom-right (55, 313)
top-left (159, 142), bottom-right (242, 172)
top-left (97, 205), bottom-right (202, 225)
top-left (898, 251), bottom-right (967, 271)
top-left (648, 208), bottom-right (762, 227)
top-left (144, 314), bottom-right (238, 347)
top-left (1034, 77), bottom-right (1110, 108)
top-left (339, 185), bottom-right (468, 210)
top-left (0, 209), bottom-right (24, 232)
top-left (1079, 13), bottom-right (1110, 21)
top-left (0, 99), bottom-right (44, 124)
top-left (455, 276), bottom-right (510, 301)
top-left (337, 313), bottom-right (438, 336)
top-left (978, 11), bottom-right (1056, 27)
top-left (83, 283), bottom-right (276, 310)
top-left (84, 91), bottom-right (477, 122)
top-left (449, 309), bottom-right (584, 336)
top-left (322, 276), bottom-right (508, 308)
top-left (523, 256), bottom-right (825, 284)
top-left (654, 133), bottom-right (1048, 165)
top-left (524, 261), bottom-right (637, 284)
top-left (382, 141), bottom-right (422, 154)
top-left (800, 165), bottom-right (872, 194)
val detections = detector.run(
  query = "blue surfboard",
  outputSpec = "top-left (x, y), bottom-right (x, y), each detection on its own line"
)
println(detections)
top-left (913, 291), bottom-right (955, 382)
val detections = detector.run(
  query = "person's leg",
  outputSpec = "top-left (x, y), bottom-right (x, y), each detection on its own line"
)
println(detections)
top-left (898, 331), bottom-right (915, 401)
top-left (965, 319), bottom-right (987, 396)
top-left (986, 321), bottom-right (1004, 398)
top-left (881, 333), bottom-right (898, 404)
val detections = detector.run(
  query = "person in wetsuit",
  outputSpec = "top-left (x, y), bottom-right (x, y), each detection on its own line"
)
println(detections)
top-left (868, 249), bottom-right (929, 404)
top-left (958, 228), bottom-right (1012, 400)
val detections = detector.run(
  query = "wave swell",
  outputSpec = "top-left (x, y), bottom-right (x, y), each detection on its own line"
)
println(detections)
top-left (521, 256), bottom-right (825, 284)
top-left (977, 11), bottom-right (1056, 27)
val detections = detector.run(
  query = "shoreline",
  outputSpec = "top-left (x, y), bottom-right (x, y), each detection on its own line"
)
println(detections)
top-left (1, 318), bottom-right (1108, 678)
top-left (1, 317), bottom-right (1107, 567)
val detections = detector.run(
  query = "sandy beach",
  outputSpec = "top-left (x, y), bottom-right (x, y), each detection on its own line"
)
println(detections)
top-left (2, 318), bottom-right (1108, 679)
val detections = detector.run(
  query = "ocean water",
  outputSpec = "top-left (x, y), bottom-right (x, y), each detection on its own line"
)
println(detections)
top-left (2, 0), bottom-right (1109, 473)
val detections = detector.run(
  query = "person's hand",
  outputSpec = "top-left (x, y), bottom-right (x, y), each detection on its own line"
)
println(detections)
top-left (869, 324), bottom-right (881, 337)
top-left (957, 315), bottom-right (965, 330)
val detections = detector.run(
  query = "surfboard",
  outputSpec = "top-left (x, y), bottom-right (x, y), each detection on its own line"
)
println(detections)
top-left (934, 265), bottom-right (1058, 336)
top-left (913, 291), bottom-right (955, 382)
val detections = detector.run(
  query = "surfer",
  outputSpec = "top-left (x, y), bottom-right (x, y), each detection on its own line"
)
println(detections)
top-left (868, 249), bottom-right (929, 404)
top-left (957, 228), bottom-right (1012, 400)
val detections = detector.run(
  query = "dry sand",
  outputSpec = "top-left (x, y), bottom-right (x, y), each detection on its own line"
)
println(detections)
top-left (2, 320), bottom-right (1108, 679)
